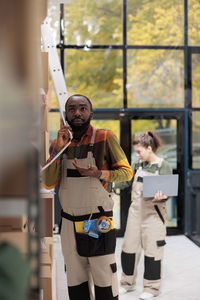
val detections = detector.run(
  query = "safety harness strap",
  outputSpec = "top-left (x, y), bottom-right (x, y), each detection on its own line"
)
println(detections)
top-left (61, 209), bottom-right (113, 222)
top-left (67, 169), bottom-right (86, 177)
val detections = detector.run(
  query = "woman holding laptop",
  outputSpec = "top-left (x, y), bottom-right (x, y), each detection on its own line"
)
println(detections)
top-left (119, 131), bottom-right (172, 300)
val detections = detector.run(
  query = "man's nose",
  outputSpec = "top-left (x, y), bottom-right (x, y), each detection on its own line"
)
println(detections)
top-left (74, 109), bottom-right (81, 116)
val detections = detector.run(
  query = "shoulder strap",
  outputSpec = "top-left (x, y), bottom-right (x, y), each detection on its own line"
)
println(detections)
top-left (138, 161), bottom-right (143, 170)
top-left (156, 158), bottom-right (164, 174)
top-left (88, 128), bottom-right (97, 153)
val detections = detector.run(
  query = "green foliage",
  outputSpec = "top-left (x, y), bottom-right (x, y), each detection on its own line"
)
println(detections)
top-left (47, 4), bottom-right (60, 44)
top-left (65, 49), bottom-right (122, 108)
top-left (188, 0), bottom-right (200, 45)
top-left (47, 0), bottom-right (200, 113)
top-left (64, 0), bottom-right (122, 45)
top-left (127, 0), bottom-right (184, 45)
top-left (127, 49), bottom-right (184, 107)
top-left (192, 54), bottom-right (200, 107)
top-left (47, 1), bottom-right (200, 168)
top-left (91, 120), bottom-right (120, 140)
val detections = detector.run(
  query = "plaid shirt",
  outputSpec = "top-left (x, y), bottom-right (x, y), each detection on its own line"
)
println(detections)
top-left (43, 125), bottom-right (133, 191)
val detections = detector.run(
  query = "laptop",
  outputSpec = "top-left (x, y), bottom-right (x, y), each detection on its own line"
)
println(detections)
top-left (142, 174), bottom-right (179, 198)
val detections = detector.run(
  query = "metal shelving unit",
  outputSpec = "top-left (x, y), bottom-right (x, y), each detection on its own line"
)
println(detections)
top-left (0, 1), bottom-right (47, 298)
top-left (27, 149), bottom-right (41, 299)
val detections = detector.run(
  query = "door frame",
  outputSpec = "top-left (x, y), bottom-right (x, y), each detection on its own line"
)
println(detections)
top-left (93, 108), bottom-right (186, 236)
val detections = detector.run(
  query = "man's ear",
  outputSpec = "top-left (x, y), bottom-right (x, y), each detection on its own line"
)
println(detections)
top-left (90, 112), bottom-right (94, 120)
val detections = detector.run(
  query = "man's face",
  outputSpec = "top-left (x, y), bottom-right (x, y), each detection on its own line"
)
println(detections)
top-left (65, 96), bottom-right (93, 131)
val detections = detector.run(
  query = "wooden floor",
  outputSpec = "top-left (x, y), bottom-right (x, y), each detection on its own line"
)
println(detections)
top-left (52, 235), bottom-right (200, 300)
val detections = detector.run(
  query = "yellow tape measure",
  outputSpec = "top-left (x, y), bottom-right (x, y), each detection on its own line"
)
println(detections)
top-left (96, 216), bottom-right (112, 233)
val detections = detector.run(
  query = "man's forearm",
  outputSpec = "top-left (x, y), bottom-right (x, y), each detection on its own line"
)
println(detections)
top-left (109, 167), bottom-right (133, 182)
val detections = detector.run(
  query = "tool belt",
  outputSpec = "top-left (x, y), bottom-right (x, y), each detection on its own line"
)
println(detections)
top-left (61, 208), bottom-right (116, 257)
top-left (61, 209), bottom-right (113, 222)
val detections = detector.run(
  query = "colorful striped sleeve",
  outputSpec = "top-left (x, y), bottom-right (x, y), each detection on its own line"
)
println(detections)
top-left (103, 130), bottom-right (133, 182)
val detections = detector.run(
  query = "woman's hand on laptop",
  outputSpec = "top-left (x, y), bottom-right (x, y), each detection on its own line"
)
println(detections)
top-left (153, 190), bottom-right (168, 202)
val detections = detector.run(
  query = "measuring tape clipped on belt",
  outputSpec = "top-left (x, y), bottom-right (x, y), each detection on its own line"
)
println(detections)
top-left (96, 216), bottom-right (112, 233)
top-left (75, 214), bottom-right (114, 238)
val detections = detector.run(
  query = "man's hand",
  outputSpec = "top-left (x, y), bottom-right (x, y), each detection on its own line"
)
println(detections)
top-left (54, 125), bottom-right (72, 152)
top-left (72, 158), bottom-right (102, 178)
top-left (153, 189), bottom-right (168, 202)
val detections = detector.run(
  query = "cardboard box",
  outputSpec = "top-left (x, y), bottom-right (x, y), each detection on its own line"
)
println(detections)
top-left (0, 232), bottom-right (28, 255)
top-left (41, 52), bottom-right (49, 95)
top-left (41, 237), bottom-right (53, 266)
top-left (0, 216), bottom-right (27, 232)
top-left (0, 232), bottom-right (53, 264)
top-left (41, 264), bottom-right (52, 300)
top-left (41, 130), bottom-right (50, 165)
top-left (0, 158), bottom-right (27, 197)
top-left (32, 265), bottom-right (52, 292)
top-left (0, 231), bottom-right (53, 298)
top-left (42, 102), bottom-right (49, 132)
top-left (46, 85), bottom-right (53, 111)
top-left (41, 193), bottom-right (54, 237)
top-left (41, 265), bottom-right (52, 278)
top-left (40, 0), bottom-right (48, 24)
top-left (41, 277), bottom-right (52, 300)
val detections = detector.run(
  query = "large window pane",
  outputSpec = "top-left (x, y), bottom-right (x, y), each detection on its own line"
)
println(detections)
top-left (48, 112), bottom-right (60, 146)
top-left (92, 120), bottom-right (120, 229)
top-left (131, 119), bottom-right (177, 169)
top-left (192, 54), bottom-right (200, 107)
top-left (127, 50), bottom-right (184, 108)
top-left (91, 120), bottom-right (120, 140)
top-left (127, 0), bottom-right (183, 46)
top-left (65, 49), bottom-right (123, 108)
top-left (188, 0), bottom-right (200, 46)
top-left (131, 119), bottom-right (178, 227)
top-left (192, 112), bottom-right (200, 169)
top-left (64, 0), bottom-right (122, 45)
top-left (47, 3), bottom-right (60, 45)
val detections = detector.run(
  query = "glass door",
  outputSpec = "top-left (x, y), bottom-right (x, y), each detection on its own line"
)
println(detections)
top-left (119, 111), bottom-right (185, 236)
top-left (131, 119), bottom-right (177, 228)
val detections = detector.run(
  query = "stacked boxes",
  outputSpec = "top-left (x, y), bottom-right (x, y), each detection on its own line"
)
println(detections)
top-left (40, 51), bottom-right (50, 167)
top-left (0, 217), bottom-right (54, 300)
top-left (41, 237), bottom-right (53, 300)
top-left (40, 193), bottom-right (54, 299)
top-left (41, 193), bottom-right (54, 238)
top-left (0, 232), bottom-right (28, 256)
top-left (39, 3), bottom-right (52, 297)
top-left (0, 194), bottom-right (54, 300)
top-left (0, 0), bottom-right (53, 298)
top-left (0, 217), bottom-right (28, 256)
top-left (0, 216), bottom-right (27, 232)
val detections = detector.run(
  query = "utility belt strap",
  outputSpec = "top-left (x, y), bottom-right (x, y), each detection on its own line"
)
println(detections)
top-left (61, 209), bottom-right (113, 222)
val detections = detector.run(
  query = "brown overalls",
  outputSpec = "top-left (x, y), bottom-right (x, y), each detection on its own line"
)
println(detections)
top-left (59, 129), bottom-right (118, 300)
top-left (121, 158), bottom-right (167, 296)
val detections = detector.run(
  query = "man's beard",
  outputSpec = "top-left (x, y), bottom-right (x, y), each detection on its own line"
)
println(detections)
top-left (66, 116), bottom-right (91, 133)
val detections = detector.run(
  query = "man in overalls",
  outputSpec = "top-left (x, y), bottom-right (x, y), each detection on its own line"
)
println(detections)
top-left (43, 94), bottom-right (133, 300)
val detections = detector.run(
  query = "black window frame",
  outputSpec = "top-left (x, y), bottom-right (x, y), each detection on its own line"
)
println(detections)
top-left (49, 0), bottom-right (200, 237)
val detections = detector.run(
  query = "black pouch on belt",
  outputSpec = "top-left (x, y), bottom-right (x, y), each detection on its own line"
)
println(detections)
top-left (74, 228), bottom-right (116, 257)
top-left (61, 209), bottom-right (116, 257)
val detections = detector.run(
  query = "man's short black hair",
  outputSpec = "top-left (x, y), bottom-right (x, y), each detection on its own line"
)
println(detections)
top-left (65, 94), bottom-right (93, 111)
